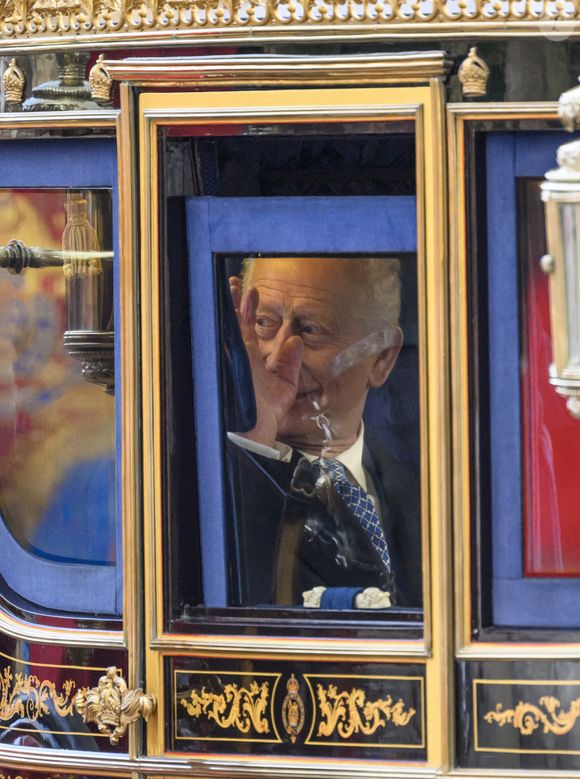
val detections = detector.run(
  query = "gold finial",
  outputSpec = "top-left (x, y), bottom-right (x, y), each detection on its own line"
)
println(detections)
top-left (89, 54), bottom-right (112, 105)
top-left (2, 59), bottom-right (26, 106)
top-left (458, 47), bottom-right (490, 99)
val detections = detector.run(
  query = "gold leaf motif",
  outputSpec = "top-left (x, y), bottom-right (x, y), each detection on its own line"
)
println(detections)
top-left (74, 666), bottom-right (156, 745)
top-left (484, 696), bottom-right (580, 737)
top-left (181, 680), bottom-right (270, 734)
top-left (0, 665), bottom-right (76, 722)
top-left (315, 683), bottom-right (416, 739)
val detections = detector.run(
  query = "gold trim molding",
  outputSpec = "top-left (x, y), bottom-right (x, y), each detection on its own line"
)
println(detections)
top-left (106, 52), bottom-right (452, 86)
top-left (1, 0), bottom-right (580, 49)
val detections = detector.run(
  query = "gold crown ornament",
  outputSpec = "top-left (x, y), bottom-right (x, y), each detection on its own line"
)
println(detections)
top-left (458, 47), bottom-right (490, 99)
top-left (89, 54), bottom-right (113, 105)
top-left (2, 59), bottom-right (26, 106)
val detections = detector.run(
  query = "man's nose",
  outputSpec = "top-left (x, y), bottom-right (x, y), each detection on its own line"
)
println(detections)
top-left (262, 323), bottom-right (294, 372)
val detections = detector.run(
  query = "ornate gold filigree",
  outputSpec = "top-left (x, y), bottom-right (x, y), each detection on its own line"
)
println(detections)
top-left (484, 696), bottom-right (580, 737)
top-left (74, 666), bottom-right (156, 745)
top-left (0, 665), bottom-right (76, 722)
top-left (2, 58), bottom-right (25, 104)
top-left (1, 0), bottom-right (580, 39)
top-left (181, 680), bottom-right (270, 734)
top-left (315, 683), bottom-right (416, 739)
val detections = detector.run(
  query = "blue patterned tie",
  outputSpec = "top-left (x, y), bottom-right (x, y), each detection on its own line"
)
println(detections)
top-left (316, 458), bottom-right (392, 574)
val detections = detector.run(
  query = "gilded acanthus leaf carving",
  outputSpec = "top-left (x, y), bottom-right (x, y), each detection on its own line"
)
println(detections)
top-left (74, 666), bottom-right (156, 745)
top-left (315, 683), bottom-right (416, 739)
top-left (0, 665), bottom-right (77, 722)
top-left (181, 680), bottom-right (271, 734)
top-left (1, 0), bottom-right (579, 37)
top-left (484, 696), bottom-right (580, 737)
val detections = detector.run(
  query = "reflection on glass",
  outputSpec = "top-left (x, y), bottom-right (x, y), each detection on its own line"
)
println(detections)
top-left (520, 182), bottom-right (580, 575)
top-left (0, 188), bottom-right (116, 571)
top-left (222, 256), bottom-right (421, 611)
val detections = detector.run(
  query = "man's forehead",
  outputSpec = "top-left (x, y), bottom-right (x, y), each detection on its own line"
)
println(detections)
top-left (249, 256), bottom-right (358, 287)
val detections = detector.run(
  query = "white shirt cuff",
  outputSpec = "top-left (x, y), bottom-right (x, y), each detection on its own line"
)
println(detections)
top-left (227, 432), bottom-right (293, 462)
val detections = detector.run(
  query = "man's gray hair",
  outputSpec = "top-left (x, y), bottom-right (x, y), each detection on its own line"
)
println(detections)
top-left (241, 256), bottom-right (401, 335)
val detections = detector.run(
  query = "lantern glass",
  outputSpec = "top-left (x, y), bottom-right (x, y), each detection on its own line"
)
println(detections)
top-left (559, 201), bottom-right (580, 371)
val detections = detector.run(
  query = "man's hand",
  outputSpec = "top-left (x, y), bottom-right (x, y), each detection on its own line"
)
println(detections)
top-left (230, 276), bottom-right (303, 448)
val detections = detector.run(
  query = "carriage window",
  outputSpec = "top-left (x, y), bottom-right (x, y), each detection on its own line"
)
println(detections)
top-left (159, 128), bottom-right (424, 632)
top-left (0, 187), bottom-right (118, 619)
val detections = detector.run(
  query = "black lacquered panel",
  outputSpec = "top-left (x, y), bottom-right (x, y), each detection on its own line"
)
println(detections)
top-left (457, 659), bottom-right (580, 770)
top-left (0, 632), bottom-right (127, 752)
top-left (167, 656), bottom-right (426, 760)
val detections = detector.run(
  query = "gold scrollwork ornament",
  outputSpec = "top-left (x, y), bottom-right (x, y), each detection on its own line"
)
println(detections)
top-left (484, 696), bottom-right (580, 736)
top-left (316, 683), bottom-right (416, 739)
top-left (74, 666), bottom-right (156, 745)
top-left (182, 680), bottom-right (270, 734)
top-left (281, 674), bottom-right (305, 743)
top-left (0, 665), bottom-right (76, 721)
top-left (2, 59), bottom-right (25, 105)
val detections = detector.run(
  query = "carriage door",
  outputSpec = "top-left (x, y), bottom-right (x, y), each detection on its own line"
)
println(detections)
top-left (129, 55), bottom-right (453, 775)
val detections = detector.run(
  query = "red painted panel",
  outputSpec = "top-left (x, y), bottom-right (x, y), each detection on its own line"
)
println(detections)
top-left (521, 181), bottom-right (580, 576)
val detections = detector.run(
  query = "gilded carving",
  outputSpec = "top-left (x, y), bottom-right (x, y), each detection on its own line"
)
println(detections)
top-left (0, 665), bottom-right (76, 722)
top-left (2, 58), bottom-right (25, 104)
top-left (484, 696), bottom-right (580, 737)
top-left (281, 674), bottom-right (305, 743)
top-left (315, 683), bottom-right (416, 739)
top-left (458, 47), bottom-right (490, 98)
top-left (181, 680), bottom-right (271, 734)
top-left (1, 0), bottom-right (579, 38)
top-left (74, 666), bottom-right (156, 745)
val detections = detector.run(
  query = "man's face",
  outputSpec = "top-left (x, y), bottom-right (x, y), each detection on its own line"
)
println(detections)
top-left (248, 257), bottom-right (397, 449)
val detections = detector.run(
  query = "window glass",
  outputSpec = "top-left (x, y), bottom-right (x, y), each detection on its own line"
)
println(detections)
top-left (160, 127), bottom-right (424, 632)
top-left (0, 188), bottom-right (118, 618)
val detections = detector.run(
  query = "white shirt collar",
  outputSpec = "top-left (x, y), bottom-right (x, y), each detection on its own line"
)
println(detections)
top-left (228, 424), bottom-right (368, 492)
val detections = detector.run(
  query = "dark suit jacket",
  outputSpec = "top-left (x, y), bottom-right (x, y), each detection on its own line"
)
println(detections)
top-left (226, 434), bottom-right (422, 608)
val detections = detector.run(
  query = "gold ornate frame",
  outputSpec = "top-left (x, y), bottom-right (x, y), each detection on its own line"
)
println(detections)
top-left (1, 0), bottom-right (580, 52)
top-left (129, 55), bottom-right (452, 769)
top-left (446, 102), bottom-right (580, 661)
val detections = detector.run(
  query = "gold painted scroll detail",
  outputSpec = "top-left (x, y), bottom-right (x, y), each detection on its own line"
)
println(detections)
top-left (315, 683), bottom-right (416, 739)
top-left (484, 696), bottom-right (580, 737)
top-left (181, 681), bottom-right (271, 735)
top-left (0, 665), bottom-right (77, 722)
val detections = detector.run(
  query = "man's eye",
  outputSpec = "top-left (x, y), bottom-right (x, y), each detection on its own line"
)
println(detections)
top-left (300, 323), bottom-right (324, 337)
top-left (255, 316), bottom-right (278, 335)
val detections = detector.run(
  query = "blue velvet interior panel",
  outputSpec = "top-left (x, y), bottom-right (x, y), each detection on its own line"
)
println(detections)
top-left (0, 515), bottom-right (117, 614)
top-left (0, 139), bottom-right (117, 188)
top-left (487, 132), bottom-right (580, 628)
top-left (186, 195), bottom-right (417, 607)
top-left (0, 137), bottom-right (120, 616)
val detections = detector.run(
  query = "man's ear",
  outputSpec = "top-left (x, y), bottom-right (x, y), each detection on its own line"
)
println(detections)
top-left (368, 344), bottom-right (401, 389)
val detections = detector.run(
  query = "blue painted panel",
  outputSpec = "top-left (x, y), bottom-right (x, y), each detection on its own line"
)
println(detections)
top-left (487, 131), bottom-right (580, 628)
top-left (0, 138), bottom-right (120, 616)
top-left (186, 195), bottom-right (417, 607)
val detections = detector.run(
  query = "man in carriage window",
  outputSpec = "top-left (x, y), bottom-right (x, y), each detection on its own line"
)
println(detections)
top-left (226, 256), bottom-right (421, 611)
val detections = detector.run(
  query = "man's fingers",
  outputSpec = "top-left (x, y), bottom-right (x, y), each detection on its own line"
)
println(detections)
top-left (274, 335), bottom-right (304, 388)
